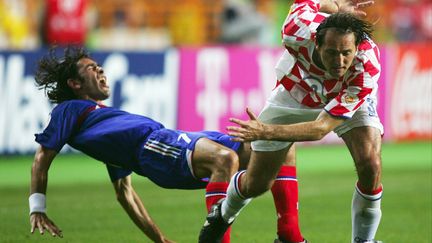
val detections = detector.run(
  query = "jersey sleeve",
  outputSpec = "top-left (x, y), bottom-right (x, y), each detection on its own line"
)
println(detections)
top-left (106, 164), bottom-right (132, 182)
top-left (281, 0), bottom-right (328, 48)
top-left (34, 101), bottom-right (92, 152)
top-left (324, 41), bottom-right (381, 118)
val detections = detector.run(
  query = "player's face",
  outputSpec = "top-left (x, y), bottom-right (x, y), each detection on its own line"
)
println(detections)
top-left (76, 58), bottom-right (110, 101)
top-left (316, 28), bottom-right (357, 78)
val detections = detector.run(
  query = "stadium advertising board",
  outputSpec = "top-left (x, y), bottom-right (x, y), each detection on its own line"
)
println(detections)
top-left (1, 44), bottom-right (430, 155)
top-left (177, 47), bottom-right (281, 131)
top-left (388, 44), bottom-right (432, 141)
top-left (0, 50), bottom-right (178, 154)
top-left (376, 46), bottom-right (388, 140)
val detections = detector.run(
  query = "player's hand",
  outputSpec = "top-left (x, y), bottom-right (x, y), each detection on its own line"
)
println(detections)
top-left (30, 212), bottom-right (63, 238)
top-left (162, 239), bottom-right (176, 243)
top-left (227, 108), bottom-right (267, 142)
top-left (336, 0), bottom-right (374, 17)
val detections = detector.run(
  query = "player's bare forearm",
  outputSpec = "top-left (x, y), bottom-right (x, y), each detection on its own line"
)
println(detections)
top-left (29, 146), bottom-right (62, 238)
top-left (227, 109), bottom-right (344, 142)
top-left (113, 177), bottom-right (175, 243)
top-left (30, 146), bottom-right (57, 194)
top-left (228, 120), bottom-right (329, 142)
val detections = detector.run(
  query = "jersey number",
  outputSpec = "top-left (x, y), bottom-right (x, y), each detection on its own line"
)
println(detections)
top-left (177, 133), bottom-right (192, 144)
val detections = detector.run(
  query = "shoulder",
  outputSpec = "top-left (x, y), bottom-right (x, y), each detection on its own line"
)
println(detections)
top-left (51, 99), bottom-right (97, 116)
top-left (357, 38), bottom-right (380, 61)
top-left (353, 38), bottom-right (381, 73)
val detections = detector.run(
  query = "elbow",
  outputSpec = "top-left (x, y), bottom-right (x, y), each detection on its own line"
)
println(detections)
top-left (114, 184), bottom-right (132, 206)
top-left (115, 191), bottom-right (124, 202)
top-left (115, 188), bottom-right (129, 203)
top-left (309, 111), bottom-right (344, 141)
top-left (311, 122), bottom-right (332, 141)
top-left (310, 131), bottom-right (328, 141)
top-left (113, 176), bottom-right (136, 208)
top-left (116, 191), bottom-right (130, 208)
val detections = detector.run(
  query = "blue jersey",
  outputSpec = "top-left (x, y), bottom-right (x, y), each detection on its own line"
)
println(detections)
top-left (35, 99), bottom-right (241, 189)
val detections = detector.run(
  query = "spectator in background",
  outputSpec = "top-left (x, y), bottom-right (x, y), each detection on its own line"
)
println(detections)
top-left (41, 0), bottom-right (88, 46)
top-left (220, 0), bottom-right (269, 45)
top-left (0, 0), bottom-right (37, 49)
top-left (390, 0), bottom-right (419, 42)
top-left (416, 0), bottom-right (432, 41)
top-left (389, 0), bottom-right (432, 42)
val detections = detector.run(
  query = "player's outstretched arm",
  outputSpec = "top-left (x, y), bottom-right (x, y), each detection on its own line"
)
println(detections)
top-left (227, 108), bottom-right (344, 142)
top-left (112, 176), bottom-right (176, 243)
top-left (29, 146), bottom-right (63, 238)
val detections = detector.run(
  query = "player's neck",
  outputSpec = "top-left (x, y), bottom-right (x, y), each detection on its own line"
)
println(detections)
top-left (79, 95), bottom-right (100, 104)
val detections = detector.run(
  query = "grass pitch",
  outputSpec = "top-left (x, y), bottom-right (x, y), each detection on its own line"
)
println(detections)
top-left (0, 142), bottom-right (430, 243)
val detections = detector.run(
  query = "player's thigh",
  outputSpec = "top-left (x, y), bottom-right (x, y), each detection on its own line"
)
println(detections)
top-left (341, 126), bottom-right (383, 190)
top-left (246, 146), bottom-right (291, 192)
top-left (283, 144), bottom-right (296, 166)
top-left (191, 138), bottom-right (238, 179)
top-left (341, 126), bottom-right (382, 166)
top-left (237, 142), bottom-right (252, 170)
top-left (337, 100), bottom-right (383, 165)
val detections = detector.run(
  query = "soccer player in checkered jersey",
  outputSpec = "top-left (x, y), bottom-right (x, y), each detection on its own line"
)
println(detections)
top-left (28, 46), bottom-right (252, 243)
top-left (199, 0), bottom-right (384, 243)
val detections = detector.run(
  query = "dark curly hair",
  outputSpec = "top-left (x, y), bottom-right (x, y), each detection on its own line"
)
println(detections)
top-left (35, 46), bottom-right (90, 104)
top-left (316, 12), bottom-right (373, 46)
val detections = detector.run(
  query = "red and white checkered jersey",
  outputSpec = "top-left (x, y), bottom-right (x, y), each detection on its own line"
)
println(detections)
top-left (275, 0), bottom-right (381, 118)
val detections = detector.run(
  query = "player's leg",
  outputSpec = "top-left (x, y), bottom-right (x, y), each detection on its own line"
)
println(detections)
top-left (199, 86), bottom-right (316, 242)
top-left (271, 144), bottom-right (305, 243)
top-left (237, 142), bottom-right (252, 170)
top-left (192, 137), bottom-right (240, 243)
top-left (224, 146), bottom-right (290, 217)
top-left (199, 146), bottom-right (289, 243)
top-left (192, 137), bottom-right (239, 182)
top-left (240, 147), bottom-right (290, 197)
top-left (341, 126), bottom-right (383, 243)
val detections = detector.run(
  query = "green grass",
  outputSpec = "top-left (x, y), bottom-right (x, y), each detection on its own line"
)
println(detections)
top-left (0, 142), bottom-right (430, 243)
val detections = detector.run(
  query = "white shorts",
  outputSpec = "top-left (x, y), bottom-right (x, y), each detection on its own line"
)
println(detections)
top-left (251, 85), bottom-right (384, 152)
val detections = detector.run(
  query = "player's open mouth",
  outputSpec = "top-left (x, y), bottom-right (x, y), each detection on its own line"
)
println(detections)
top-left (99, 77), bottom-right (109, 89)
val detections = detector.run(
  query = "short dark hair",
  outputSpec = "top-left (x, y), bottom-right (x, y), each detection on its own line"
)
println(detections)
top-left (316, 12), bottom-right (373, 46)
top-left (35, 46), bottom-right (90, 104)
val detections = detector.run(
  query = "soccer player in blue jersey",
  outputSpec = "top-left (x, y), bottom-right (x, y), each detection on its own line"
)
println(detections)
top-left (28, 46), bottom-right (251, 243)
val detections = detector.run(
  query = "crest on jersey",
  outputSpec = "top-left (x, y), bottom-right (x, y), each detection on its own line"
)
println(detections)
top-left (341, 93), bottom-right (358, 104)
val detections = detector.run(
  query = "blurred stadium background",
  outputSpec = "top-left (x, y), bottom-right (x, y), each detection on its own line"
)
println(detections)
top-left (0, 0), bottom-right (431, 242)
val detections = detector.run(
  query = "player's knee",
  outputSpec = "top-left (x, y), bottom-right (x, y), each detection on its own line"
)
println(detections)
top-left (356, 155), bottom-right (381, 177)
top-left (213, 148), bottom-right (239, 175)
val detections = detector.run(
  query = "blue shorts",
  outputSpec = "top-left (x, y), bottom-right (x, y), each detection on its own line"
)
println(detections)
top-left (106, 129), bottom-right (240, 189)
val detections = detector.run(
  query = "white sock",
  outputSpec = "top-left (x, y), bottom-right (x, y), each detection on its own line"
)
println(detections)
top-left (351, 183), bottom-right (383, 243)
top-left (221, 170), bottom-right (252, 224)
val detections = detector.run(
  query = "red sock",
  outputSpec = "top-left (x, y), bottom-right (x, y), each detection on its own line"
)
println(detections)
top-left (205, 182), bottom-right (231, 243)
top-left (271, 166), bottom-right (304, 243)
